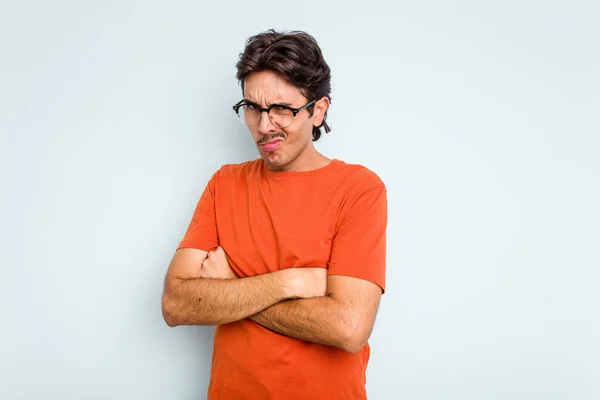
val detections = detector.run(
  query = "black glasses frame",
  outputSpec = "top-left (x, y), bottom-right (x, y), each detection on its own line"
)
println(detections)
top-left (232, 99), bottom-right (317, 125)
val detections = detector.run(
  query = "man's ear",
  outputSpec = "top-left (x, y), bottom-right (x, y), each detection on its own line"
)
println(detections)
top-left (312, 97), bottom-right (330, 127)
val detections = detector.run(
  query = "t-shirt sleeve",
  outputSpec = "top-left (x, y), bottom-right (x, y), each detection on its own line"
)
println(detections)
top-left (327, 185), bottom-right (388, 293)
top-left (177, 172), bottom-right (219, 252)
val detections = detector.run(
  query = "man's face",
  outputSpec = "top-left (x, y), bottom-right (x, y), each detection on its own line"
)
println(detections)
top-left (243, 71), bottom-right (316, 170)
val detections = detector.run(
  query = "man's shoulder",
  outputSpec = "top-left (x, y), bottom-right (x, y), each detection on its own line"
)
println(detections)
top-left (335, 160), bottom-right (386, 192)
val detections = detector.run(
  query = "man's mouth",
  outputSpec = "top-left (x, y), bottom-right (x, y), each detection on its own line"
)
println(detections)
top-left (260, 138), bottom-right (283, 152)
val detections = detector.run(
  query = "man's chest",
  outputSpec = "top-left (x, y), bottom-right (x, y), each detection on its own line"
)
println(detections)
top-left (214, 183), bottom-right (345, 277)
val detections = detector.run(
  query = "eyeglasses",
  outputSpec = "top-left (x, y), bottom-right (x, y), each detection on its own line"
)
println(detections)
top-left (232, 99), bottom-right (316, 129)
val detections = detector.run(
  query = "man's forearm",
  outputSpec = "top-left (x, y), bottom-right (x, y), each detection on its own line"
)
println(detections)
top-left (162, 272), bottom-right (291, 326)
top-left (250, 296), bottom-right (359, 352)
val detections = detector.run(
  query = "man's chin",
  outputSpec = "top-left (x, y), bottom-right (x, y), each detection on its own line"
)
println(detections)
top-left (261, 151), bottom-right (287, 169)
top-left (262, 153), bottom-right (282, 164)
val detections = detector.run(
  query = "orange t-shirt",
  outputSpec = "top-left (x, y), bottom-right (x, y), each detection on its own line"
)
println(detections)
top-left (178, 158), bottom-right (387, 400)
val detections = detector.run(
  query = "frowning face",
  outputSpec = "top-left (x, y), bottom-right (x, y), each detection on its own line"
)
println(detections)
top-left (242, 71), bottom-right (326, 171)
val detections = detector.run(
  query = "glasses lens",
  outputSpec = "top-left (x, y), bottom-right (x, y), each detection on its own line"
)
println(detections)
top-left (236, 104), bottom-right (295, 128)
top-left (269, 106), bottom-right (293, 128)
top-left (239, 104), bottom-right (260, 126)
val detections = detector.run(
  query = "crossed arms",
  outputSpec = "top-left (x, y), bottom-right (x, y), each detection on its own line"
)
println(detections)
top-left (161, 246), bottom-right (382, 354)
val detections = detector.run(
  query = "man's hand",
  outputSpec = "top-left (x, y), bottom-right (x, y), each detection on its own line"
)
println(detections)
top-left (199, 246), bottom-right (238, 279)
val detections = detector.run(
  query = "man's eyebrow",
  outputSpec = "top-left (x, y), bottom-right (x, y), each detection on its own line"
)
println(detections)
top-left (242, 99), bottom-right (293, 107)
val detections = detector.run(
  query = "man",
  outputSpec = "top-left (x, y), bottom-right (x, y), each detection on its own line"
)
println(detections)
top-left (161, 29), bottom-right (387, 399)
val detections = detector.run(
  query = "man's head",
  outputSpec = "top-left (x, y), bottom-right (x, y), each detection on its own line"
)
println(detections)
top-left (234, 30), bottom-right (331, 170)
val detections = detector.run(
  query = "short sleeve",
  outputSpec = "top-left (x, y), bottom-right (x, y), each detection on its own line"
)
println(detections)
top-left (177, 172), bottom-right (219, 251)
top-left (327, 185), bottom-right (388, 292)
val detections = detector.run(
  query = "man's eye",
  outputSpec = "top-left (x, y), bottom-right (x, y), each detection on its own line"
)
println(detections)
top-left (273, 106), bottom-right (286, 111)
top-left (246, 104), bottom-right (257, 110)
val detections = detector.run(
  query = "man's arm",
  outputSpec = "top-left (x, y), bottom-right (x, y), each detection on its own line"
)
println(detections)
top-left (250, 275), bottom-right (382, 353)
top-left (250, 184), bottom-right (387, 353)
top-left (161, 247), bottom-right (326, 326)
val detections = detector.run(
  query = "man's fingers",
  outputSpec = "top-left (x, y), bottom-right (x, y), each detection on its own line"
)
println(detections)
top-left (203, 247), bottom-right (227, 269)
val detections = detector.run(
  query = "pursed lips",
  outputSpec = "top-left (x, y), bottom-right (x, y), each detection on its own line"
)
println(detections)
top-left (259, 138), bottom-right (283, 151)
top-left (260, 138), bottom-right (282, 145)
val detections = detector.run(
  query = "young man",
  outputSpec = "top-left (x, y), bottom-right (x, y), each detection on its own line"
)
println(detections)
top-left (162, 30), bottom-right (387, 399)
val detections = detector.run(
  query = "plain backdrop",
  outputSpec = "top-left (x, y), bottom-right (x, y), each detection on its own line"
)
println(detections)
top-left (1, 1), bottom-right (598, 399)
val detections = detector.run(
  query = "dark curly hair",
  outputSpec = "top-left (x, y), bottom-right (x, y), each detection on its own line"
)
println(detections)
top-left (236, 29), bottom-right (332, 141)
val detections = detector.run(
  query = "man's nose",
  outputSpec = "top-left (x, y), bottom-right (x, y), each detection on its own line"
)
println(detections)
top-left (257, 111), bottom-right (277, 134)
